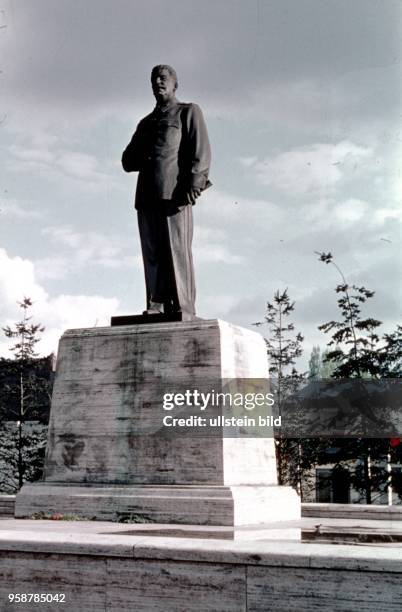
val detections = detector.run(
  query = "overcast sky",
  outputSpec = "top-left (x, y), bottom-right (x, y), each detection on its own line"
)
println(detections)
top-left (0, 0), bottom-right (401, 368)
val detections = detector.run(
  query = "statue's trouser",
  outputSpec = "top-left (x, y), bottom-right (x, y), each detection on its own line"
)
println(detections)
top-left (137, 200), bottom-right (196, 315)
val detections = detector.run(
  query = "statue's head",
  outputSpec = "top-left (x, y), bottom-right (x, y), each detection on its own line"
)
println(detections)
top-left (151, 65), bottom-right (178, 103)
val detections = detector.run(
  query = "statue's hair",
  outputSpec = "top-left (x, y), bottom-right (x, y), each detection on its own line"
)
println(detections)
top-left (151, 65), bottom-right (178, 90)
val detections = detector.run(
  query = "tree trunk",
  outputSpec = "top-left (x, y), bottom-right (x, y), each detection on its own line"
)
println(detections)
top-left (18, 371), bottom-right (24, 489)
top-left (17, 420), bottom-right (23, 489)
top-left (275, 439), bottom-right (283, 485)
top-left (363, 444), bottom-right (371, 504)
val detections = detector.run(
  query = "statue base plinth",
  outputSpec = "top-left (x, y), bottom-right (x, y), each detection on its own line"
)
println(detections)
top-left (15, 319), bottom-right (300, 526)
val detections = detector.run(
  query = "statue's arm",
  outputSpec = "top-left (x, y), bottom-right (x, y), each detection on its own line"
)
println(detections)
top-left (186, 104), bottom-right (211, 191)
top-left (121, 120), bottom-right (146, 173)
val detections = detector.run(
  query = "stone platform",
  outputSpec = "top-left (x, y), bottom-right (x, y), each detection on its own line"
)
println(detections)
top-left (1, 518), bottom-right (402, 611)
top-left (15, 319), bottom-right (300, 525)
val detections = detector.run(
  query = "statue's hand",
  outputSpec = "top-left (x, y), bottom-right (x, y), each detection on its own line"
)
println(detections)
top-left (185, 187), bottom-right (202, 205)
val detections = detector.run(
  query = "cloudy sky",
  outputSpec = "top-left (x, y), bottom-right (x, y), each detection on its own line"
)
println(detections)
top-left (0, 0), bottom-right (401, 367)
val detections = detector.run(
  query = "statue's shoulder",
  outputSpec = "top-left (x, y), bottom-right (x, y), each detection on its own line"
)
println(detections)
top-left (138, 110), bottom-right (155, 126)
top-left (177, 102), bottom-right (203, 120)
top-left (178, 102), bottom-right (201, 111)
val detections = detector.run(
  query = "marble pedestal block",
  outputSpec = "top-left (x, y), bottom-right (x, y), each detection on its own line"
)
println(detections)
top-left (15, 319), bottom-right (300, 525)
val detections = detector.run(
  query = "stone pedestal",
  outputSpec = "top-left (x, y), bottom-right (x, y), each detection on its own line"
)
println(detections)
top-left (15, 319), bottom-right (300, 525)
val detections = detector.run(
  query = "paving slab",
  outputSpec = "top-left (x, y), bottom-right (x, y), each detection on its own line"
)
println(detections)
top-left (1, 518), bottom-right (402, 612)
top-left (0, 518), bottom-right (401, 571)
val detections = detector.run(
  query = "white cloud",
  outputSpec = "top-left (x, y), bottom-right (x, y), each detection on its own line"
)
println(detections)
top-left (196, 188), bottom-right (284, 228)
top-left (9, 146), bottom-right (54, 165)
top-left (300, 195), bottom-right (402, 235)
top-left (300, 199), bottom-right (333, 230)
top-left (43, 226), bottom-right (83, 249)
top-left (0, 198), bottom-right (43, 220)
top-left (199, 293), bottom-right (239, 316)
top-left (0, 248), bottom-right (48, 307)
top-left (0, 248), bottom-right (119, 357)
top-left (36, 225), bottom-right (139, 279)
top-left (334, 198), bottom-right (368, 224)
top-left (194, 226), bottom-right (244, 265)
top-left (239, 156), bottom-right (258, 168)
top-left (8, 145), bottom-right (115, 192)
top-left (195, 243), bottom-right (244, 265)
top-left (36, 294), bottom-right (120, 357)
top-left (245, 141), bottom-right (372, 196)
top-left (373, 206), bottom-right (402, 226)
top-left (56, 152), bottom-right (109, 184)
top-left (33, 257), bottom-right (72, 281)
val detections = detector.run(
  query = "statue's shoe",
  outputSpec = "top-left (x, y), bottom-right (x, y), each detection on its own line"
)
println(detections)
top-left (142, 301), bottom-right (164, 315)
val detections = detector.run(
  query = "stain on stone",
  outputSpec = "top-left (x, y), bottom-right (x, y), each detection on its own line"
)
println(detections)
top-left (182, 338), bottom-right (210, 368)
top-left (116, 338), bottom-right (146, 385)
top-left (59, 433), bottom-right (85, 467)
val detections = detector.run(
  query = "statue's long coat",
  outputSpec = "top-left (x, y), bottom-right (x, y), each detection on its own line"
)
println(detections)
top-left (122, 99), bottom-right (211, 209)
top-left (121, 97), bottom-right (211, 316)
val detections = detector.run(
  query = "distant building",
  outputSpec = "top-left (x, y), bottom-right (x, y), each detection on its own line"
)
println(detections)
top-left (303, 448), bottom-right (402, 505)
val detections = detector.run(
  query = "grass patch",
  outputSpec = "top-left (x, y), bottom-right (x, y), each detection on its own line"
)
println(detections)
top-left (30, 512), bottom-right (91, 521)
top-left (115, 513), bottom-right (155, 524)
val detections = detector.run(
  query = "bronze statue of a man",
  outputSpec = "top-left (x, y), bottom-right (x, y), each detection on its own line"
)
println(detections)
top-left (122, 65), bottom-right (211, 319)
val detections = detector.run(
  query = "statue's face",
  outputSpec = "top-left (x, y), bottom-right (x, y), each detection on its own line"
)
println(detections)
top-left (151, 68), bottom-right (176, 103)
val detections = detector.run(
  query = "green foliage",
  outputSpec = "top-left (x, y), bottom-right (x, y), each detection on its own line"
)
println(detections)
top-left (0, 357), bottom-right (52, 424)
top-left (254, 289), bottom-right (305, 404)
top-left (116, 513), bottom-right (154, 523)
top-left (260, 256), bottom-right (402, 504)
top-left (0, 298), bottom-right (52, 492)
top-left (316, 252), bottom-right (402, 503)
top-left (379, 325), bottom-right (402, 377)
top-left (256, 289), bottom-right (303, 375)
top-left (3, 297), bottom-right (45, 362)
top-left (0, 423), bottom-right (47, 493)
top-left (308, 346), bottom-right (339, 380)
top-left (255, 290), bottom-right (314, 494)
top-left (30, 512), bottom-right (89, 521)
top-left (320, 349), bottom-right (339, 378)
top-left (316, 252), bottom-right (383, 378)
top-left (308, 346), bottom-right (321, 380)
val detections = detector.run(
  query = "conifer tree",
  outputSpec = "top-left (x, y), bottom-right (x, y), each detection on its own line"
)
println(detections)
top-left (254, 290), bottom-right (307, 490)
top-left (0, 298), bottom-right (52, 492)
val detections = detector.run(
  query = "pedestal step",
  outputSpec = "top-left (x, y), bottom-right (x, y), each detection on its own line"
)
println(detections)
top-left (15, 483), bottom-right (300, 526)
